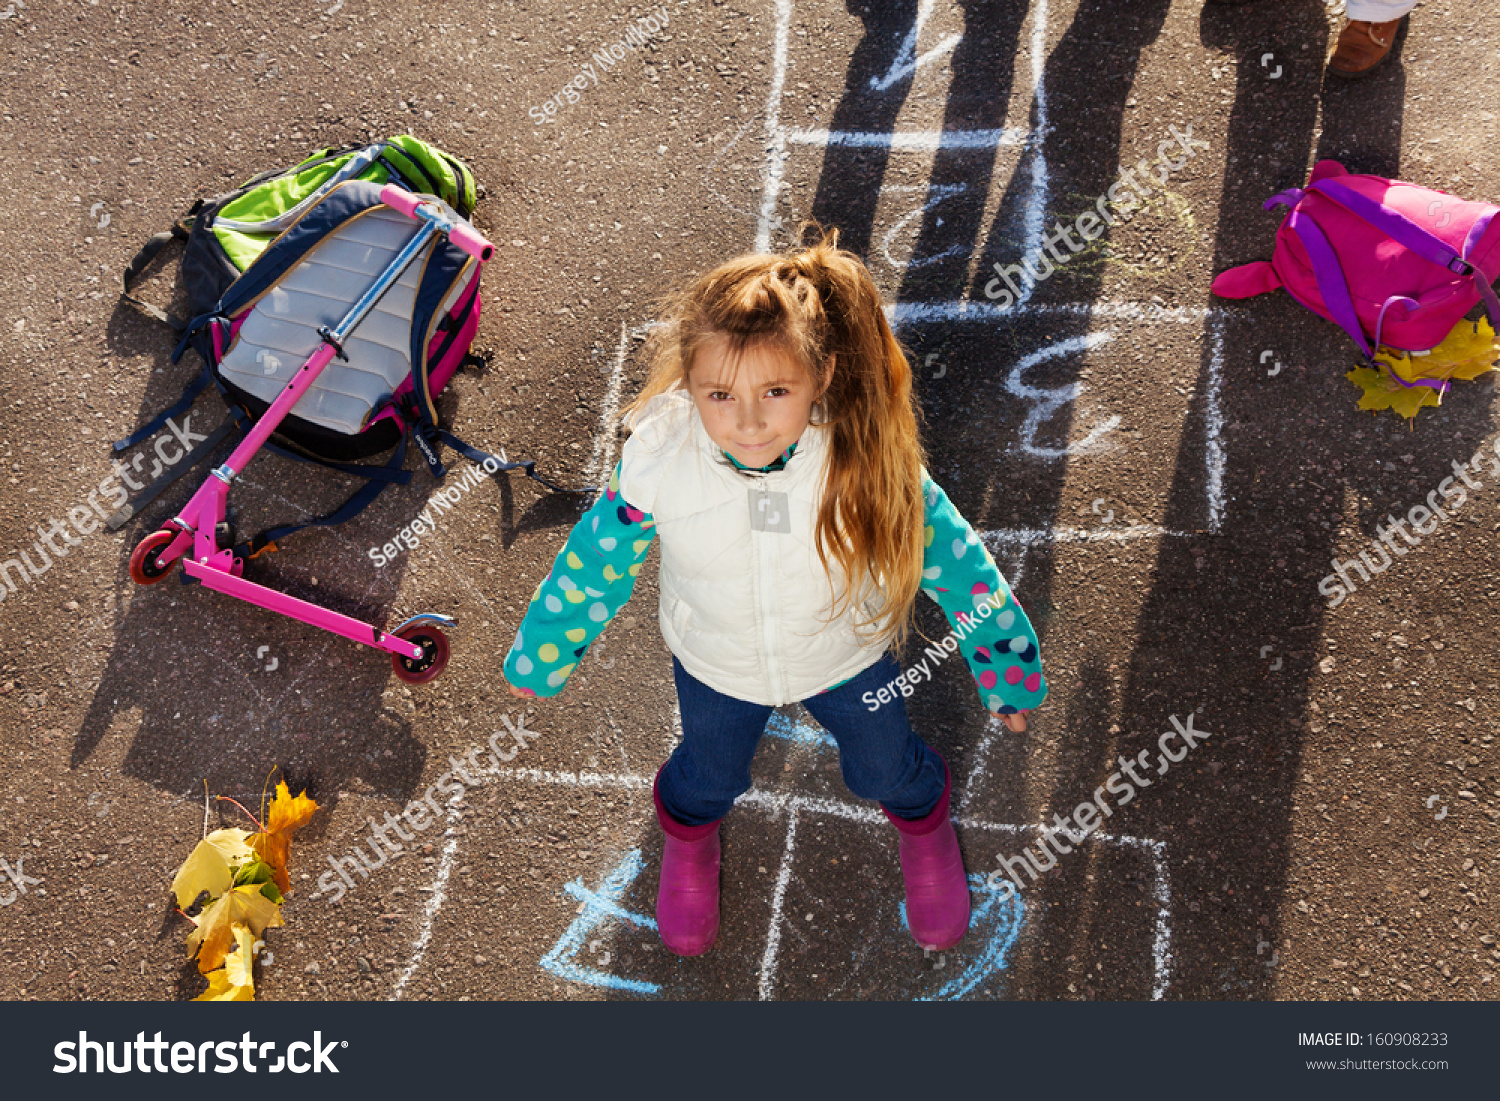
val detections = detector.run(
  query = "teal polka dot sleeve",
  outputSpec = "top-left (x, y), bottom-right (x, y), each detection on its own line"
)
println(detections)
top-left (919, 472), bottom-right (1048, 715)
top-left (503, 461), bottom-right (657, 697)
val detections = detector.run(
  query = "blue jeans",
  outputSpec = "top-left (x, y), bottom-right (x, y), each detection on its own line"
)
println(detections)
top-left (657, 652), bottom-right (948, 826)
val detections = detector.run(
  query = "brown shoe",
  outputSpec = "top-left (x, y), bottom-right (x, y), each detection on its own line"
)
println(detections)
top-left (1328, 16), bottom-right (1405, 79)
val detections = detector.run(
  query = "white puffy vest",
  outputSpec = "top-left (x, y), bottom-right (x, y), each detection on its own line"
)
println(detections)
top-left (618, 390), bottom-right (888, 706)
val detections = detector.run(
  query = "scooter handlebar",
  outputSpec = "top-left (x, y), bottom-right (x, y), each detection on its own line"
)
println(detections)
top-left (379, 183), bottom-right (424, 219)
top-left (379, 184), bottom-right (494, 262)
top-left (446, 220), bottom-right (495, 262)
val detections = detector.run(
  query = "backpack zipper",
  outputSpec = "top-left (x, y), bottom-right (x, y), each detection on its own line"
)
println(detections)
top-left (427, 273), bottom-right (480, 371)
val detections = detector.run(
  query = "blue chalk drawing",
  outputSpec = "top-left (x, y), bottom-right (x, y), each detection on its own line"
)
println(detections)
top-left (540, 849), bottom-right (661, 996)
top-left (900, 873), bottom-right (1026, 1000)
top-left (764, 710), bottom-right (837, 750)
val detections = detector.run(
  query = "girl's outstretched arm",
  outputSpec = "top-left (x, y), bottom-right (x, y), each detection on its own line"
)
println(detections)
top-left (502, 462), bottom-right (657, 697)
top-left (917, 471), bottom-right (1048, 717)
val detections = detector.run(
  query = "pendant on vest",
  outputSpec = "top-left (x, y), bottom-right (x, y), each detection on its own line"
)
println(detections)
top-left (748, 487), bottom-right (790, 533)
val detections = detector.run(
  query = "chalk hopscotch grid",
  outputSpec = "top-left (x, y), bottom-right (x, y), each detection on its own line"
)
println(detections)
top-left (383, 704), bottom-right (1173, 1000)
top-left (751, 0), bottom-right (1177, 999)
top-left (758, 0), bottom-right (1229, 547)
top-left (391, 0), bottom-right (1193, 1002)
top-left (474, 761), bottom-right (1174, 1001)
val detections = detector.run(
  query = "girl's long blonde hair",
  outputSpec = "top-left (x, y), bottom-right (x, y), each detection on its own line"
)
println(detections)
top-left (622, 226), bottom-right (928, 653)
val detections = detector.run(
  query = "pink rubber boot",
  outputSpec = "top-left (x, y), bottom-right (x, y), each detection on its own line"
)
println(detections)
top-left (883, 759), bottom-right (970, 950)
top-left (653, 769), bottom-right (722, 956)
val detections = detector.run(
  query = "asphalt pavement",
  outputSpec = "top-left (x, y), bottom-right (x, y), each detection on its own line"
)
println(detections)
top-left (0, 0), bottom-right (1495, 1003)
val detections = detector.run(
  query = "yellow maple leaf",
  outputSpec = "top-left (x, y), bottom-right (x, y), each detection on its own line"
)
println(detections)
top-left (195, 925), bottom-right (259, 1001)
top-left (225, 923), bottom-right (258, 990)
top-left (195, 968), bottom-right (255, 1001)
top-left (1444, 355), bottom-right (1500, 382)
top-left (1347, 366), bottom-right (1443, 421)
top-left (170, 828), bottom-right (255, 911)
top-left (248, 781), bottom-right (318, 895)
top-left (1426, 315), bottom-right (1500, 367)
top-left (1372, 317), bottom-right (1499, 391)
top-left (186, 884), bottom-right (284, 974)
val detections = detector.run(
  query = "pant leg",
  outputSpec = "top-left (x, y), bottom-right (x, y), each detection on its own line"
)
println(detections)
top-left (657, 654), bottom-right (776, 826)
top-left (1345, 0), bottom-right (1416, 20)
top-left (800, 652), bottom-right (947, 820)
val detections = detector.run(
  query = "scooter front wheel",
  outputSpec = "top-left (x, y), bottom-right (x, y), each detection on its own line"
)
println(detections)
top-left (129, 529), bottom-right (179, 585)
top-left (391, 622), bottom-right (450, 685)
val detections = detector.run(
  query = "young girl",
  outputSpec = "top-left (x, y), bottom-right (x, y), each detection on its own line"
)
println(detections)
top-left (501, 230), bottom-right (1046, 957)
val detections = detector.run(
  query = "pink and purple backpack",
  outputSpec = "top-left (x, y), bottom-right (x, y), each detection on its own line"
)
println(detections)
top-left (1212, 160), bottom-right (1500, 395)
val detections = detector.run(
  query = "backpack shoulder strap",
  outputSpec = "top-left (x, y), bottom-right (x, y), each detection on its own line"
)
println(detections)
top-left (105, 415), bottom-right (237, 530)
top-left (435, 427), bottom-right (591, 495)
top-left (1309, 179), bottom-right (1500, 328)
top-left (235, 430), bottom-right (412, 559)
top-left (113, 361), bottom-right (214, 451)
top-left (1309, 179), bottom-right (1468, 270)
top-left (121, 203), bottom-right (202, 330)
top-left (1286, 208), bottom-right (1372, 358)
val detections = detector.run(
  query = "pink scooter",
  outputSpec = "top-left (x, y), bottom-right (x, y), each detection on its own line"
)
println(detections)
top-left (128, 184), bottom-right (495, 685)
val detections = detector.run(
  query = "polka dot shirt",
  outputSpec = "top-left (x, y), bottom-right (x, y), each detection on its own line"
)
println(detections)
top-left (502, 458), bottom-right (1047, 715)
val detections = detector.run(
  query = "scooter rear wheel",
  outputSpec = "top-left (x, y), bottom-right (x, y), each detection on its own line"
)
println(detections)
top-left (391, 622), bottom-right (450, 685)
top-left (129, 529), bottom-right (179, 585)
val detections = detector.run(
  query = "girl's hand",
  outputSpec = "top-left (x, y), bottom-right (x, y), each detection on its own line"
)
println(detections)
top-left (1001, 711), bottom-right (1028, 733)
top-left (499, 675), bottom-right (535, 700)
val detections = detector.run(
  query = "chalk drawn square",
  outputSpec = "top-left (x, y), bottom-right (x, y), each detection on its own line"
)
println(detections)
top-left (538, 807), bottom-right (806, 1000)
top-left (771, 0), bottom-right (1040, 274)
top-left (755, 812), bottom-right (1031, 1001)
top-left (522, 713), bottom-right (1174, 1001)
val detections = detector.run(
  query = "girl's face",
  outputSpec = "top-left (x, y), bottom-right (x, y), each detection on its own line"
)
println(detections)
top-left (688, 338), bottom-right (824, 468)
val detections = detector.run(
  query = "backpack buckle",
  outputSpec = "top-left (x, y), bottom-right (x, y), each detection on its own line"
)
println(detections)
top-left (1447, 257), bottom-right (1474, 276)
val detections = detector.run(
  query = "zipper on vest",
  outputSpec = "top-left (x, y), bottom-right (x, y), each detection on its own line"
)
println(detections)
top-left (755, 524), bottom-right (784, 702)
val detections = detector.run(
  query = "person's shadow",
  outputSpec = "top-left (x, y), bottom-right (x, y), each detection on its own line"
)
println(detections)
top-left (1100, 2), bottom-right (1474, 1000)
top-left (788, 0), bottom-right (1457, 1000)
top-left (802, 0), bottom-right (1203, 998)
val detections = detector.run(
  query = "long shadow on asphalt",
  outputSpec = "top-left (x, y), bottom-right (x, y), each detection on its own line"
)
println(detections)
top-left (1100, 2), bottom-right (1491, 1001)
